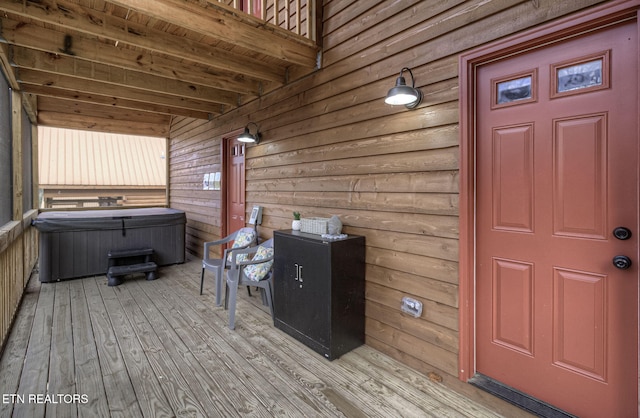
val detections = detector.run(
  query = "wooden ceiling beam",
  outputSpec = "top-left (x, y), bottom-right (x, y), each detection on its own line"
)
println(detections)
top-left (107, 0), bottom-right (318, 67)
top-left (18, 68), bottom-right (229, 114)
top-left (37, 110), bottom-right (169, 137)
top-left (38, 96), bottom-right (172, 126)
top-left (37, 95), bottom-right (172, 137)
top-left (0, 16), bottom-right (285, 83)
top-left (11, 46), bottom-right (260, 97)
top-left (22, 84), bottom-right (214, 120)
top-left (11, 46), bottom-right (248, 106)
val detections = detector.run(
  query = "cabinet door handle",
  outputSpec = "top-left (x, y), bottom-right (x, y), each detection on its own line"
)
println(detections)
top-left (294, 263), bottom-right (299, 281)
top-left (299, 265), bottom-right (303, 282)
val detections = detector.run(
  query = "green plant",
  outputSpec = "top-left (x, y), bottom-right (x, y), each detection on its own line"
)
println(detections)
top-left (293, 211), bottom-right (301, 220)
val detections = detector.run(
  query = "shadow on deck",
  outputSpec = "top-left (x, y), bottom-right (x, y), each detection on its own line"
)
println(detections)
top-left (0, 260), bottom-right (525, 417)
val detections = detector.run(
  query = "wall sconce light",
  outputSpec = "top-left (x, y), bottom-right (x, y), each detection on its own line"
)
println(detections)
top-left (237, 122), bottom-right (261, 144)
top-left (385, 67), bottom-right (422, 109)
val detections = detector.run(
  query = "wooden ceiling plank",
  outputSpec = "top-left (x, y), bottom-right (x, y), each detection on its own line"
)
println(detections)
top-left (38, 96), bottom-right (171, 125)
top-left (0, 16), bottom-right (285, 83)
top-left (18, 68), bottom-right (223, 114)
top-left (11, 46), bottom-right (249, 105)
top-left (107, 0), bottom-right (318, 67)
top-left (37, 110), bottom-right (170, 137)
top-left (22, 84), bottom-right (214, 120)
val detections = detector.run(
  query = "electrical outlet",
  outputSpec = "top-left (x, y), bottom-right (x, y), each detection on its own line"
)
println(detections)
top-left (401, 296), bottom-right (423, 318)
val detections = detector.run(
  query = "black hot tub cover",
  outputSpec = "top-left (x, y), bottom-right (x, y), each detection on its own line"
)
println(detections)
top-left (33, 208), bottom-right (185, 232)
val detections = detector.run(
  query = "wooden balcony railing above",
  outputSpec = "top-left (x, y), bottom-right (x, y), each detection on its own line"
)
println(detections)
top-left (223, 0), bottom-right (317, 42)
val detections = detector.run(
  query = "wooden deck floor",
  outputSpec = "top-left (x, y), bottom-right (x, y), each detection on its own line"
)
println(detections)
top-left (1, 260), bottom-right (517, 417)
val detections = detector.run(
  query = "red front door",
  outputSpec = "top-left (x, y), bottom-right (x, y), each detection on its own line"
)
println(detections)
top-left (226, 138), bottom-right (246, 234)
top-left (476, 21), bottom-right (638, 416)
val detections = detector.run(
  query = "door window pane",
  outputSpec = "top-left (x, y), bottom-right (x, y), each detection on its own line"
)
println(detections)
top-left (551, 51), bottom-right (610, 98)
top-left (557, 60), bottom-right (603, 93)
top-left (491, 69), bottom-right (537, 109)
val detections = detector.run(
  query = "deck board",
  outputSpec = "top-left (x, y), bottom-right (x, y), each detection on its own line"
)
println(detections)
top-left (170, 264), bottom-right (358, 417)
top-left (0, 279), bottom-right (40, 417)
top-left (48, 281), bottom-right (77, 418)
top-left (69, 279), bottom-right (110, 418)
top-left (83, 277), bottom-right (143, 418)
top-left (135, 277), bottom-right (307, 417)
top-left (97, 282), bottom-right (175, 418)
top-left (13, 279), bottom-right (54, 418)
top-left (114, 279), bottom-right (235, 417)
top-left (0, 260), bottom-right (519, 418)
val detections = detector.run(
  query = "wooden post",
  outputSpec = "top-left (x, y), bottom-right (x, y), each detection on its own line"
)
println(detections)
top-left (273, 0), bottom-right (278, 26)
top-left (165, 135), bottom-right (170, 207)
top-left (306, 0), bottom-right (314, 42)
top-left (11, 90), bottom-right (22, 220)
top-left (31, 124), bottom-right (39, 209)
top-left (284, 0), bottom-right (289, 30)
top-left (295, 0), bottom-right (300, 35)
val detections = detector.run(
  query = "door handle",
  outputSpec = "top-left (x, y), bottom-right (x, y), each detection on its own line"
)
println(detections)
top-left (293, 263), bottom-right (303, 288)
top-left (613, 255), bottom-right (632, 270)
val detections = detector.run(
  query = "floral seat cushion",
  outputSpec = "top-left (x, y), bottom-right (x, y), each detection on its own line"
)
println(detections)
top-left (227, 230), bottom-right (254, 263)
top-left (244, 246), bottom-right (274, 281)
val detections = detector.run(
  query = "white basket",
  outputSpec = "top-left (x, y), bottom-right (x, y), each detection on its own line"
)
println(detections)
top-left (300, 217), bottom-right (329, 235)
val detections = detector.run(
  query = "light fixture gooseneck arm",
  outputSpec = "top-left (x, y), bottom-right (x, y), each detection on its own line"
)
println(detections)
top-left (400, 67), bottom-right (415, 88)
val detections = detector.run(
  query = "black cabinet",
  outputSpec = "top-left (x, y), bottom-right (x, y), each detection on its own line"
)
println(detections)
top-left (273, 230), bottom-right (365, 360)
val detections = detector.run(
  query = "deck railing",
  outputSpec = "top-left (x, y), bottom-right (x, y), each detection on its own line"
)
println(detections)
top-left (220, 0), bottom-right (317, 42)
top-left (0, 212), bottom-right (38, 352)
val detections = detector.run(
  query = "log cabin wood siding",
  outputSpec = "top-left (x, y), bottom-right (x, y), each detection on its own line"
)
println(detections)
top-left (169, 0), bottom-right (608, 388)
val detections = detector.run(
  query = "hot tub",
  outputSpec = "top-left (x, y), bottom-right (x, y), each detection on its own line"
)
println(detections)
top-left (33, 208), bottom-right (186, 282)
